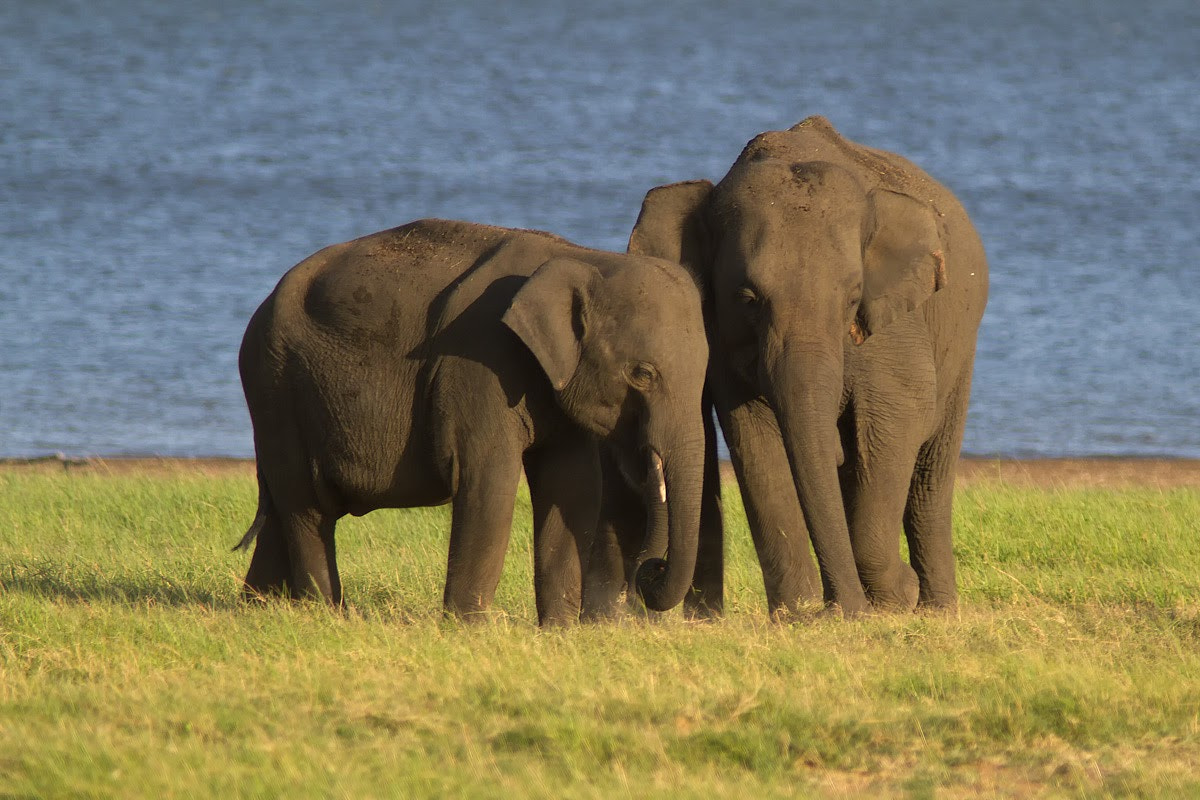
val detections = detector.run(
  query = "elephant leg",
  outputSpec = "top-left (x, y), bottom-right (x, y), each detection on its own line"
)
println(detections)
top-left (282, 507), bottom-right (342, 605)
top-left (684, 400), bottom-right (724, 620)
top-left (442, 451), bottom-right (523, 620)
top-left (841, 425), bottom-right (920, 612)
top-left (582, 452), bottom-right (644, 621)
top-left (904, 374), bottom-right (974, 610)
top-left (242, 510), bottom-right (290, 599)
top-left (524, 436), bottom-right (601, 626)
top-left (717, 388), bottom-right (822, 617)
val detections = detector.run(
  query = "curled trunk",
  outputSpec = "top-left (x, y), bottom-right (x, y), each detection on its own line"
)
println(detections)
top-left (635, 434), bottom-right (704, 612)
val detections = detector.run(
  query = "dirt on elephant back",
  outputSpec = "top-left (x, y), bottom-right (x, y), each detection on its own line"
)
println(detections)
top-left (4, 454), bottom-right (1200, 489)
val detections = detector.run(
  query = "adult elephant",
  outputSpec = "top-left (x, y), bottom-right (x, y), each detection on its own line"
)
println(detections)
top-left (235, 219), bottom-right (709, 625)
top-left (627, 116), bottom-right (988, 616)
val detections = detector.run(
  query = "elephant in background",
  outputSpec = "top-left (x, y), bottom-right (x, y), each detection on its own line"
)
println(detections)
top-left (235, 218), bottom-right (709, 625)
top-left (628, 116), bottom-right (988, 616)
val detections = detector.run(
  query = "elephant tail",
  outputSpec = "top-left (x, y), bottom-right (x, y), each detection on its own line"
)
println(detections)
top-left (232, 467), bottom-right (272, 552)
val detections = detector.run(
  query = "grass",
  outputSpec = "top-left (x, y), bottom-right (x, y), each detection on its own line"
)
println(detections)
top-left (2, 471), bottom-right (1199, 797)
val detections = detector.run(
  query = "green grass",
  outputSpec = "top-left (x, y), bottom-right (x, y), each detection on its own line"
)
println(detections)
top-left (2, 471), bottom-right (1199, 798)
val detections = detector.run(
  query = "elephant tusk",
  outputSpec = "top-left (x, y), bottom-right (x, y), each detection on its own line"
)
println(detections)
top-left (651, 451), bottom-right (666, 504)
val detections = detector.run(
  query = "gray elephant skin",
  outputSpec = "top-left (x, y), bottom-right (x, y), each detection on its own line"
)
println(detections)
top-left (235, 218), bottom-right (709, 625)
top-left (628, 116), bottom-right (989, 616)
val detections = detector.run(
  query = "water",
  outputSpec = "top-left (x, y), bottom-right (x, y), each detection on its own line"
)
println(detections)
top-left (2, 0), bottom-right (1198, 459)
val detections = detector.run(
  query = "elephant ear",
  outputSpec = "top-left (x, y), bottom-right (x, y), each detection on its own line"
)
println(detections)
top-left (502, 258), bottom-right (599, 392)
top-left (857, 188), bottom-right (948, 341)
top-left (627, 180), bottom-right (715, 280)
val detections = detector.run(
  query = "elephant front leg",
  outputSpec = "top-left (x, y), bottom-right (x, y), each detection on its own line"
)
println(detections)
top-left (717, 391), bottom-right (822, 617)
top-left (443, 450), bottom-right (524, 621)
top-left (524, 435), bottom-right (601, 626)
top-left (841, 421), bottom-right (921, 612)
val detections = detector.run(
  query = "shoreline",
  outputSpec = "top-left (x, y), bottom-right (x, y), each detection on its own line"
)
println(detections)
top-left (3, 454), bottom-right (1200, 489)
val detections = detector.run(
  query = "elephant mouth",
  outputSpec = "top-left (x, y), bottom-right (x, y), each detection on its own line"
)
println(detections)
top-left (615, 445), bottom-right (667, 505)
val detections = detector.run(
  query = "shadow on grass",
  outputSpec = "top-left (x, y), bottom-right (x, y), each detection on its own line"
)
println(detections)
top-left (1, 563), bottom-right (474, 625)
top-left (0, 563), bottom-right (237, 609)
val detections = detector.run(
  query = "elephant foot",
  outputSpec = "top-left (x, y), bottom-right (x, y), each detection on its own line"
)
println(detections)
top-left (683, 603), bottom-right (722, 622)
top-left (581, 598), bottom-right (627, 623)
top-left (831, 584), bottom-right (873, 618)
top-left (794, 594), bottom-right (870, 620)
top-left (864, 563), bottom-right (920, 612)
top-left (761, 602), bottom-right (823, 624)
top-left (537, 591), bottom-right (583, 627)
top-left (580, 583), bottom-right (628, 623)
top-left (916, 591), bottom-right (959, 615)
top-left (831, 598), bottom-right (872, 619)
top-left (240, 569), bottom-right (290, 602)
top-left (767, 577), bottom-right (846, 621)
top-left (240, 583), bottom-right (286, 603)
top-left (241, 549), bottom-right (290, 601)
top-left (582, 586), bottom-right (669, 623)
top-left (441, 605), bottom-right (504, 625)
top-left (683, 589), bottom-right (723, 621)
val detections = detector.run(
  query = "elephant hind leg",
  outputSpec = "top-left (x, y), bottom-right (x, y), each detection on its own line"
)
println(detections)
top-left (281, 508), bottom-right (342, 604)
top-left (904, 376), bottom-right (974, 611)
top-left (242, 509), bottom-right (291, 600)
top-left (243, 460), bottom-right (344, 605)
top-left (844, 469), bottom-right (920, 611)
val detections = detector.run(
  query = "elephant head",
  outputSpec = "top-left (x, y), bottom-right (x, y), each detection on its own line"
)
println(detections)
top-left (627, 117), bottom-right (948, 612)
top-left (503, 256), bottom-right (709, 612)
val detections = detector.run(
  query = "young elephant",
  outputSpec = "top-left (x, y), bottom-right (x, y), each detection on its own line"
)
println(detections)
top-left (234, 219), bottom-right (709, 625)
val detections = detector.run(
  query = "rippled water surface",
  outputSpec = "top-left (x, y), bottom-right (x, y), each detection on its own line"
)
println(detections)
top-left (2, 0), bottom-right (1198, 457)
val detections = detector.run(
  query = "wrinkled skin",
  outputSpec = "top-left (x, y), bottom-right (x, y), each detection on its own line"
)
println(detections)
top-left (627, 116), bottom-right (988, 616)
top-left (236, 219), bottom-right (709, 625)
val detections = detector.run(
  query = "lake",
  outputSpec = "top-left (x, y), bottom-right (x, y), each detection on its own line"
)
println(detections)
top-left (2, 0), bottom-right (1198, 458)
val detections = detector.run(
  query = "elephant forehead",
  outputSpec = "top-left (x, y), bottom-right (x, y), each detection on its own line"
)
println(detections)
top-left (618, 305), bottom-right (703, 345)
top-left (593, 296), bottom-right (703, 352)
top-left (601, 263), bottom-right (702, 311)
top-left (719, 159), bottom-right (864, 212)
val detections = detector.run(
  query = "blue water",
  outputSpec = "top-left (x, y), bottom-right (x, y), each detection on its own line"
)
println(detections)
top-left (2, 0), bottom-right (1198, 458)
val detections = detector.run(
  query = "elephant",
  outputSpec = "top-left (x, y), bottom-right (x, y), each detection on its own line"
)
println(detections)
top-left (233, 218), bottom-right (709, 625)
top-left (626, 115), bottom-right (989, 616)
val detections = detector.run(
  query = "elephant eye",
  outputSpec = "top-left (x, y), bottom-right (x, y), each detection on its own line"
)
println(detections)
top-left (735, 285), bottom-right (759, 306)
top-left (626, 362), bottom-right (658, 390)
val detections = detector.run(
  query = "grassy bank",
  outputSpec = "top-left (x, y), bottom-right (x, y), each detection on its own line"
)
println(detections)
top-left (2, 470), bottom-right (1199, 797)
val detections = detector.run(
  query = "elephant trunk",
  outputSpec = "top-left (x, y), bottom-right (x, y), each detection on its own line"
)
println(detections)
top-left (637, 449), bottom-right (670, 561)
top-left (770, 348), bottom-right (870, 615)
top-left (635, 419), bottom-right (705, 613)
